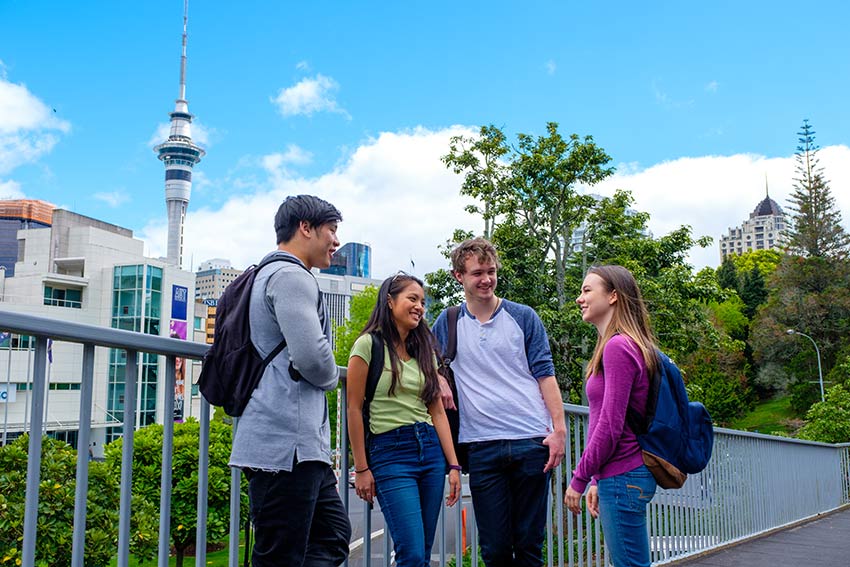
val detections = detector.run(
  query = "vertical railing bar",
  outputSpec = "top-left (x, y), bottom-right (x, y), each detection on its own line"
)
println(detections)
top-left (195, 397), bottom-right (211, 566)
top-left (363, 502), bottom-right (372, 567)
top-left (383, 522), bottom-right (391, 566)
top-left (21, 336), bottom-right (48, 567)
top-left (70, 343), bottom-right (95, 567)
top-left (228, 416), bottom-right (241, 567)
top-left (117, 349), bottom-right (139, 567)
top-left (438, 500), bottom-right (446, 567)
top-left (555, 461), bottom-right (564, 567)
top-left (470, 504), bottom-right (478, 567)
top-left (455, 482), bottom-right (463, 566)
top-left (340, 378), bottom-right (350, 567)
top-left (546, 485), bottom-right (553, 567)
top-left (157, 357), bottom-right (177, 567)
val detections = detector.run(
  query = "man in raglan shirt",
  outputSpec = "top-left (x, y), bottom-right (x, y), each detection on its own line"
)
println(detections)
top-left (230, 194), bottom-right (351, 567)
top-left (433, 237), bottom-right (566, 567)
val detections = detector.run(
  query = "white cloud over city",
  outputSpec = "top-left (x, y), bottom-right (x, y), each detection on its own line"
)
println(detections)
top-left (0, 75), bottom-right (70, 176)
top-left (136, 126), bottom-right (850, 280)
top-left (271, 74), bottom-right (349, 118)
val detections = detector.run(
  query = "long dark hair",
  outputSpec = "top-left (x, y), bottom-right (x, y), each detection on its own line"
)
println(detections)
top-left (584, 265), bottom-right (659, 379)
top-left (359, 273), bottom-right (441, 405)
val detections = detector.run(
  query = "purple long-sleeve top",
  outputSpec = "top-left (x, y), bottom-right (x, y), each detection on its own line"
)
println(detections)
top-left (570, 334), bottom-right (649, 494)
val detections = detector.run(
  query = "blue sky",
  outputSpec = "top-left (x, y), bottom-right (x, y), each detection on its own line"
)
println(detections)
top-left (1, 0), bottom-right (849, 278)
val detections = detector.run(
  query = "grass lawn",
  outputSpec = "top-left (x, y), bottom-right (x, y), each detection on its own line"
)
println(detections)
top-left (729, 395), bottom-right (798, 435)
top-left (109, 533), bottom-right (245, 567)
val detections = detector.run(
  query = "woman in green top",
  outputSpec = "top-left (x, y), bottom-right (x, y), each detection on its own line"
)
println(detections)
top-left (347, 272), bottom-right (461, 567)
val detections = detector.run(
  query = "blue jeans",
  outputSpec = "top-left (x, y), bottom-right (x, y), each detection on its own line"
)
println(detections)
top-left (369, 422), bottom-right (447, 567)
top-left (597, 465), bottom-right (657, 567)
top-left (246, 461), bottom-right (351, 567)
top-left (467, 438), bottom-right (551, 567)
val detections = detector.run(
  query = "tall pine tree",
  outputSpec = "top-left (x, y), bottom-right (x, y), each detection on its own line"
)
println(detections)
top-left (786, 120), bottom-right (850, 258)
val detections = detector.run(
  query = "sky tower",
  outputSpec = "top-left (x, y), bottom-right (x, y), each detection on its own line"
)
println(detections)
top-left (155, 0), bottom-right (204, 267)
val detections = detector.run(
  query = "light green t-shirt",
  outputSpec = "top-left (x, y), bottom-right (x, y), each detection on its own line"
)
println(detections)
top-left (350, 334), bottom-right (433, 435)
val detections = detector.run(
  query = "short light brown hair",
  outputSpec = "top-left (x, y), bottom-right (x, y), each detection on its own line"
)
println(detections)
top-left (450, 237), bottom-right (501, 274)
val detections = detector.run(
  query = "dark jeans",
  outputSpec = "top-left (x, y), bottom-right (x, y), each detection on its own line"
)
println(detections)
top-left (467, 438), bottom-right (551, 567)
top-left (246, 461), bottom-right (351, 567)
top-left (369, 422), bottom-right (447, 567)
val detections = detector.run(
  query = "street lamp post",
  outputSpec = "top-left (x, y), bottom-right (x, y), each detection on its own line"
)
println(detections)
top-left (786, 329), bottom-right (825, 403)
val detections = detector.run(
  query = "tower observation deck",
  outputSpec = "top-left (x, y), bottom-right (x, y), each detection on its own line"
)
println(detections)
top-left (154, 0), bottom-right (204, 267)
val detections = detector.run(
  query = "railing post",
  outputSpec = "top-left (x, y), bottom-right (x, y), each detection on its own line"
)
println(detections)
top-left (70, 343), bottom-right (95, 567)
top-left (21, 336), bottom-right (48, 567)
top-left (116, 350), bottom-right (139, 567)
top-left (157, 357), bottom-right (177, 567)
top-left (196, 397), bottom-right (211, 566)
top-left (228, 416), bottom-right (241, 567)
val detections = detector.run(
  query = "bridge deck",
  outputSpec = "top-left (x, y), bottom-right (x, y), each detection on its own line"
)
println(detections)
top-left (673, 506), bottom-right (850, 566)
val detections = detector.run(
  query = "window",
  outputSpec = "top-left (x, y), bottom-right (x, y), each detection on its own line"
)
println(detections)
top-left (44, 286), bottom-right (82, 309)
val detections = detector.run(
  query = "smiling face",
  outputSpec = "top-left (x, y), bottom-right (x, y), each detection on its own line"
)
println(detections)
top-left (389, 281), bottom-right (426, 333)
top-left (306, 221), bottom-right (339, 270)
top-left (577, 273), bottom-right (617, 332)
top-left (454, 256), bottom-right (498, 303)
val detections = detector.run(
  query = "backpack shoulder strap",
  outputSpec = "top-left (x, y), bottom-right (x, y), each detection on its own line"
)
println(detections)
top-left (627, 348), bottom-right (664, 434)
top-left (445, 306), bottom-right (460, 361)
top-left (365, 332), bottom-right (385, 405)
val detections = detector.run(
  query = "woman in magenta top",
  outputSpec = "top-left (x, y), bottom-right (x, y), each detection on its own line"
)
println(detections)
top-left (564, 265), bottom-right (659, 567)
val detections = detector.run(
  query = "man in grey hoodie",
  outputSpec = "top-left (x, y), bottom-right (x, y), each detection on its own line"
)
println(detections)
top-left (230, 194), bottom-right (351, 567)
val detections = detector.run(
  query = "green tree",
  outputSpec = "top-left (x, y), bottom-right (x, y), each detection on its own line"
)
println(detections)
top-left (729, 249), bottom-right (783, 279)
top-left (0, 435), bottom-right (123, 567)
top-left (104, 419), bottom-right (247, 567)
top-left (739, 266), bottom-right (768, 319)
top-left (786, 119), bottom-right (850, 258)
top-left (716, 256), bottom-right (739, 291)
top-left (797, 385), bottom-right (850, 443)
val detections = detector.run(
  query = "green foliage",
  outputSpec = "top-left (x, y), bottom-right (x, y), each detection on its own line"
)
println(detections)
top-left (709, 295), bottom-right (748, 341)
top-left (0, 435), bottom-right (119, 567)
top-left (729, 395), bottom-right (796, 435)
top-left (729, 249), bottom-right (783, 279)
top-left (333, 285), bottom-right (379, 366)
top-left (751, 255), bottom-right (850, 403)
top-left (717, 256), bottom-right (739, 290)
top-left (785, 120), bottom-right (850, 259)
top-left (739, 267), bottom-right (768, 319)
top-left (797, 385), bottom-right (850, 443)
top-left (104, 419), bottom-right (247, 567)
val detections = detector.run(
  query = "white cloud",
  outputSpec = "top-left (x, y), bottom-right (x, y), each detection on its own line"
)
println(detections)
top-left (585, 145), bottom-right (850, 269)
top-left (271, 74), bottom-right (349, 118)
top-left (0, 179), bottom-right (24, 199)
top-left (93, 190), bottom-right (130, 207)
top-left (148, 119), bottom-right (214, 148)
top-left (138, 123), bottom-right (850, 279)
top-left (705, 80), bottom-right (719, 93)
top-left (545, 60), bottom-right (557, 75)
top-left (0, 76), bottom-right (70, 176)
top-left (140, 126), bottom-right (479, 276)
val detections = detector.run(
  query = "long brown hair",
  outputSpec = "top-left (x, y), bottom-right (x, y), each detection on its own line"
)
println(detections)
top-left (584, 265), bottom-right (659, 379)
top-left (359, 273), bottom-right (441, 405)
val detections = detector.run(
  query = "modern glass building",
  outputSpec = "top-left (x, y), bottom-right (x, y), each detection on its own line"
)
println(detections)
top-left (321, 242), bottom-right (371, 278)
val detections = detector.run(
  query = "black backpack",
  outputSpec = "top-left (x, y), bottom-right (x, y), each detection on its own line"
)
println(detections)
top-left (360, 306), bottom-right (467, 471)
top-left (198, 254), bottom-right (308, 416)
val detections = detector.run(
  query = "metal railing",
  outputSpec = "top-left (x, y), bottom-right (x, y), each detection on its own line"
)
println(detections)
top-left (1, 309), bottom-right (849, 567)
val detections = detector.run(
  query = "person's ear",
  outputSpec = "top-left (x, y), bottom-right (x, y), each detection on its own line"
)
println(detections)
top-left (452, 270), bottom-right (463, 284)
top-left (609, 290), bottom-right (618, 305)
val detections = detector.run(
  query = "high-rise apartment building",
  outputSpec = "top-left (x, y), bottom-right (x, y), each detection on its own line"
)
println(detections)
top-left (321, 242), bottom-right (371, 278)
top-left (719, 191), bottom-right (787, 261)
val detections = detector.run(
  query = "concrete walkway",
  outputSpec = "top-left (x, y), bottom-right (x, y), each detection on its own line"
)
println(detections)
top-left (672, 506), bottom-right (850, 566)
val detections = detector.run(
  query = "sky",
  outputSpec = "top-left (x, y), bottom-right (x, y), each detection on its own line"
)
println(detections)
top-left (1, 0), bottom-right (849, 280)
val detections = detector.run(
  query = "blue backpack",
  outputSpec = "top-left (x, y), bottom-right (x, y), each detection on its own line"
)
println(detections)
top-left (626, 350), bottom-right (714, 489)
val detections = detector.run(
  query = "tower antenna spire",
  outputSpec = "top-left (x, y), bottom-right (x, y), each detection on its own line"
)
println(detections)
top-left (765, 173), bottom-right (769, 197)
top-left (179, 0), bottom-right (188, 102)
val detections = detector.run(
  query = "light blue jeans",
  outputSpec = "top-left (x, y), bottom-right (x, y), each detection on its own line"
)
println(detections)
top-left (369, 422), bottom-right (446, 567)
top-left (597, 465), bottom-right (657, 567)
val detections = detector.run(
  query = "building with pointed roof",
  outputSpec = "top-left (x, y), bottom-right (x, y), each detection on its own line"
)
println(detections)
top-left (719, 185), bottom-right (788, 261)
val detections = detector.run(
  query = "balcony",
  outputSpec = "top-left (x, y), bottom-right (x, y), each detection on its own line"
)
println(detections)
top-left (1, 309), bottom-right (849, 567)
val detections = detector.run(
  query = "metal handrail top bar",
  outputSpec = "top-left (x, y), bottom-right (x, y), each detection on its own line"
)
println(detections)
top-left (0, 309), bottom-right (209, 360)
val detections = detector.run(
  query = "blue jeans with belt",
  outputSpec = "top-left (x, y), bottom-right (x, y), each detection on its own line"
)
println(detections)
top-left (597, 465), bottom-right (657, 567)
top-left (369, 422), bottom-right (447, 567)
top-left (467, 437), bottom-right (551, 567)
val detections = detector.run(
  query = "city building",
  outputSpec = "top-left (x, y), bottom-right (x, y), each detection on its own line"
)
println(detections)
top-left (0, 206), bottom-right (195, 449)
top-left (321, 242), bottom-right (371, 278)
top-left (0, 199), bottom-right (54, 276)
top-left (195, 259), bottom-right (243, 301)
top-left (719, 188), bottom-right (788, 260)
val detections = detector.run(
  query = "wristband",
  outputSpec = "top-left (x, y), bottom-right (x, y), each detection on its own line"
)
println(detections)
top-left (355, 467), bottom-right (370, 474)
top-left (448, 464), bottom-right (462, 472)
